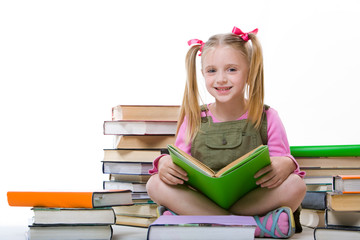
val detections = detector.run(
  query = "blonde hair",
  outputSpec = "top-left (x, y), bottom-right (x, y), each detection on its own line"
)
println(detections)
top-left (178, 32), bottom-right (264, 143)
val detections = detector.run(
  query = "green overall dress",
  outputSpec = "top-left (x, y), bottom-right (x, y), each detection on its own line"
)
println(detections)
top-left (191, 105), bottom-right (269, 172)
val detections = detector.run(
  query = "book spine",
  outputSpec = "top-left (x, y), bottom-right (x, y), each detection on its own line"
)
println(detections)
top-left (301, 192), bottom-right (327, 210)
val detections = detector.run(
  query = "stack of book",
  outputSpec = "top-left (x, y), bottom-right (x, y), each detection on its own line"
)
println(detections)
top-left (102, 105), bottom-right (180, 227)
top-left (290, 145), bottom-right (360, 239)
top-left (7, 190), bottom-right (133, 240)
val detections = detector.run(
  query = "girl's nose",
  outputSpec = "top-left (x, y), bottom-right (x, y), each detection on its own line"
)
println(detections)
top-left (216, 72), bottom-right (228, 84)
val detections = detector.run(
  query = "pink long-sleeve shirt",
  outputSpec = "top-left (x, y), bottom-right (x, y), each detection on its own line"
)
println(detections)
top-left (149, 106), bottom-right (305, 178)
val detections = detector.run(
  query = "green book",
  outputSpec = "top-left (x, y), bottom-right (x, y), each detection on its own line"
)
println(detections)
top-left (168, 144), bottom-right (271, 209)
top-left (290, 145), bottom-right (360, 157)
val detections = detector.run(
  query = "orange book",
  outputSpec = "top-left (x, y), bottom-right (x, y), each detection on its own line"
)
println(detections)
top-left (7, 190), bottom-right (133, 208)
top-left (333, 175), bottom-right (360, 194)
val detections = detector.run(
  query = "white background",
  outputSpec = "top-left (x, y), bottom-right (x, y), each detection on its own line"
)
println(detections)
top-left (1, 0), bottom-right (359, 227)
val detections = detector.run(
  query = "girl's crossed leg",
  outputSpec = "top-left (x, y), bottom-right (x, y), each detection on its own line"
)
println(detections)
top-left (146, 173), bottom-right (306, 238)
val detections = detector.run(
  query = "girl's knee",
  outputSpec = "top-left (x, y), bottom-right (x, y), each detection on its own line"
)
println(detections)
top-left (282, 174), bottom-right (306, 210)
top-left (146, 174), bottom-right (172, 205)
top-left (289, 174), bottom-right (306, 196)
top-left (146, 174), bottom-right (160, 197)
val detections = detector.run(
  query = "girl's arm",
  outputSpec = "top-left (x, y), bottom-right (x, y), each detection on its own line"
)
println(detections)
top-left (254, 108), bottom-right (305, 188)
top-left (148, 117), bottom-right (191, 184)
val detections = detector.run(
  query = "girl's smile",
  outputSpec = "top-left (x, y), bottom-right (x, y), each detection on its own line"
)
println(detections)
top-left (214, 86), bottom-right (233, 94)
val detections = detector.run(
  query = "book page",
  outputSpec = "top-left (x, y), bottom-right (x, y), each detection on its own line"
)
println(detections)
top-left (168, 145), bottom-right (215, 177)
top-left (215, 145), bottom-right (265, 177)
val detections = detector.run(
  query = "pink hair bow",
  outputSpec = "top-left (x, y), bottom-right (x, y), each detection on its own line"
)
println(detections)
top-left (188, 39), bottom-right (204, 56)
top-left (232, 27), bottom-right (258, 41)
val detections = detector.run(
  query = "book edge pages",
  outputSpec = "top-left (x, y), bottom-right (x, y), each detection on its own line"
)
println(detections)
top-left (168, 144), bottom-right (215, 177)
top-left (215, 145), bottom-right (265, 177)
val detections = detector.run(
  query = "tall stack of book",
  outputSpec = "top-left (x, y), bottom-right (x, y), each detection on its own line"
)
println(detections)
top-left (102, 105), bottom-right (180, 227)
top-left (7, 190), bottom-right (133, 240)
top-left (290, 145), bottom-right (360, 239)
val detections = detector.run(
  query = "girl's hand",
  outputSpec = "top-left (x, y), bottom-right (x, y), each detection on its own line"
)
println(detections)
top-left (254, 156), bottom-right (296, 189)
top-left (158, 155), bottom-right (188, 185)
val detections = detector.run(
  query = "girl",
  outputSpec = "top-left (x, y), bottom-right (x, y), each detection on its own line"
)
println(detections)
top-left (146, 27), bottom-right (306, 238)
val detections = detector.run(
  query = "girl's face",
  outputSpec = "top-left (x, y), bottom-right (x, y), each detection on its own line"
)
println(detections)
top-left (202, 45), bottom-right (249, 105)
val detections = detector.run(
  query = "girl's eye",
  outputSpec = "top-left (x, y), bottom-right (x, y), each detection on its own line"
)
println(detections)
top-left (207, 69), bottom-right (216, 73)
top-left (228, 68), bottom-right (237, 72)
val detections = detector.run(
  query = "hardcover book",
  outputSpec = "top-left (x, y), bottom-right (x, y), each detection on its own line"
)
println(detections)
top-left (147, 215), bottom-right (257, 240)
top-left (333, 175), bottom-right (360, 193)
top-left (301, 191), bottom-right (327, 210)
top-left (114, 135), bottom-right (176, 149)
top-left (103, 120), bottom-right (177, 135)
top-left (31, 207), bottom-right (116, 225)
top-left (103, 149), bottom-right (165, 162)
top-left (112, 105), bottom-right (180, 121)
top-left (102, 161), bottom-right (153, 175)
top-left (299, 208), bottom-right (325, 228)
top-left (27, 225), bottom-right (113, 240)
top-left (168, 144), bottom-right (271, 209)
top-left (314, 226), bottom-right (360, 240)
top-left (116, 215), bottom-right (157, 228)
top-left (290, 144), bottom-right (360, 158)
top-left (7, 190), bottom-right (133, 208)
top-left (325, 209), bottom-right (360, 228)
top-left (113, 203), bottom-right (158, 218)
top-left (326, 192), bottom-right (360, 211)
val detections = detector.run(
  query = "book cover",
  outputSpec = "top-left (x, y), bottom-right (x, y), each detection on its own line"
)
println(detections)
top-left (304, 176), bottom-right (333, 185)
top-left (114, 135), bottom-right (176, 149)
top-left (7, 190), bottom-right (133, 208)
top-left (168, 144), bottom-right (271, 209)
top-left (314, 226), bottom-right (360, 240)
top-left (290, 144), bottom-right (360, 158)
top-left (113, 203), bottom-right (158, 218)
top-left (31, 207), bottom-right (116, 225)
top-left (27, 225), bottom-right (113, 240)
top-left (109, 173), bottom-right (151, 183)
top-left (103, 181), bottom-right (147, 193)
top-left (306, 183), bottom-right (332, 192)
top-left (301, 191), bottom-right (327, 210)
top-left (103, 149), bottom-right (165, 162)
top-left (333, 175), bottom-right (360, 193)
top-left (325, 209), bottom-right (360, 228)
top-left (103, 120), bottom-right (177, 135)
top-left (296, 156), bottom-right (360, 168)
top-left (326, 192), bottom-right (360, 211)
top-left (115, 215), bottom-right (157, 228)
top-left (112, 105), bottom-right (180, 121)
top-left (300, 168), bottom-right (360, 177)
top-left (102, 161), bottom-right (153, 175)
top-left (147, 215), bottom-right (256, 240)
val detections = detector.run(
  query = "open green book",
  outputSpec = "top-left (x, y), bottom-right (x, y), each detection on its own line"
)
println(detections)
top-left (168, 144), bottom-right (271, 209)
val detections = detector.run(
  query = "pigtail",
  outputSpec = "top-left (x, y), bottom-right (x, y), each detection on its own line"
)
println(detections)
top-left (177, 45), bottom-right (202, 143)
top-left (246, 33), bottom-right (264, 129)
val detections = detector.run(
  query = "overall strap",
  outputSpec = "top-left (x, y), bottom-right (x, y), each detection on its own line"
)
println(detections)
top-left (200, 104), bottom-right (209, 123)
top-left (260, 104), bottom-right (270, 145)
top-left (200, 104), bottom-right (208, 112)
